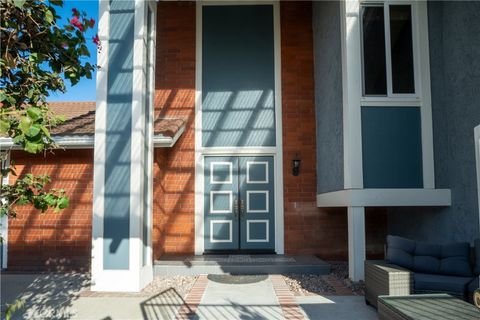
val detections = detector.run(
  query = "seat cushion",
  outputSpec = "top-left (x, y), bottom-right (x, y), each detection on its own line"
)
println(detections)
top-left (386, 235), bottom-right (473, 277)
top-left (414, 273), bottom-right (473, 298)
top-left (386, 235), bottom-right (416, 269)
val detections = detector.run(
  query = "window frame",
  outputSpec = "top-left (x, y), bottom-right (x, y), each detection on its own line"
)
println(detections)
top-left (360, 1), bottom-right (421, 102)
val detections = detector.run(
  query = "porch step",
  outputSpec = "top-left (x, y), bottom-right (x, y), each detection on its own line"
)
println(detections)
top-left (154, 254), bottom-right (330, 276)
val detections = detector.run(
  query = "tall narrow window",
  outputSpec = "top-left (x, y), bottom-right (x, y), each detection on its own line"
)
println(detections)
top-left (362, 6), bottom-right (387, 96)
top-left (361, 3), bottom-right (416, 97)
top-left (390, 5), bottom-right (415, 94)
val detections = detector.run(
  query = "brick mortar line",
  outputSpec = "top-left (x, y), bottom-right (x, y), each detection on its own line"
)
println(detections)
top-left (270, 275), bottom-right (305, 320)
top-left (176, 275), bottom-right (209, 320)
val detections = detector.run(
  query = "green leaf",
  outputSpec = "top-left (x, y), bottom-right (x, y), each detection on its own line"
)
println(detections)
top-left (19, 117), bottom-right (32, 134)
top-left (26, 107), bottom-right (42, 121)
top-left (25, 124), bottom-right (41, 138)
top-left (0, 91), bottom-right (6, 102)
top-left (13, 0), bottom-right (26, 8)
top-left (57, 197), bottom-right (69, 210)
top-left (45, 10), bottom-right (54, 24)
top-left (24, 141), bottom-right (42, 154)
top-left (0, 120), bottom-right (10, 134)
top-left (40, 125), bottom-right (51, 138)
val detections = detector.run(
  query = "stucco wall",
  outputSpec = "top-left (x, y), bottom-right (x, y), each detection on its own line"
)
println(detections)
top-left (388, 1), bottom-right (480, 243)
top-left (313, 1), bottom-right (344, 194)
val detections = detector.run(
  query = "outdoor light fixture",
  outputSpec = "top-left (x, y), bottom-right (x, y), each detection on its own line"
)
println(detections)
top-left (292, 153), bottom-right (301, 176)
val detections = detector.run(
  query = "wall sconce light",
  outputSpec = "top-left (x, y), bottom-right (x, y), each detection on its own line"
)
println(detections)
top-left (292, 153), bottom-right (301, 176)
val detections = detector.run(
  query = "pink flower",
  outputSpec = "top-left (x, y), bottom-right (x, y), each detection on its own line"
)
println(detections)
top-left (92, 34), bottom-right (100, 46)
top-left (70, 16), bottom-right (84, 31)
top-left (89, 18), bottom-right (95, 27)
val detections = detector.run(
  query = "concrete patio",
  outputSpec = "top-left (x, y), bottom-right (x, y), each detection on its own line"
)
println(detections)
top-left (0, 272), bottom-right (377, 320)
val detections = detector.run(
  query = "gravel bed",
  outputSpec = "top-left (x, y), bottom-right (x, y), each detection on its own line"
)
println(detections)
top-left (283, 261), bottom-right (365, 296)
top-left (282, 274), bottom-right (336, 295)
top-left (330, 261), bottom-right (366, 295)
top-left (142, 275), bottom-right (198, 298)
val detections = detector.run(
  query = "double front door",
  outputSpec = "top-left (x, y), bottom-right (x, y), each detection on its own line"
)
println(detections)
top-left (204, 156), bottom-right (275, 252)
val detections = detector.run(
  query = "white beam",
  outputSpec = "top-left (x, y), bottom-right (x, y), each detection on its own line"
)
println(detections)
top-left (317, 188), bottom-right (451, 207)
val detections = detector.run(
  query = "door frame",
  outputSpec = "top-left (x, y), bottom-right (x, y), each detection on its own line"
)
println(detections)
top-left (194, 1), bottom-right (284, 254)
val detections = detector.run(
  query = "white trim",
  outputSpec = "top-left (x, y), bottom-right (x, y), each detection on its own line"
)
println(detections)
top-left (1, 151), bottom-right (10, 269)
top-left (210, 161), bottom-right (233, 184)
top-left (246, 220), bottom-right (269, 243)
top-left (194, 1), bottom-right (284, 254)
top-left (92, 0), bottom-right (157, 292)
top-left (317, 188), bottom-right (451, 207)
top-left (359, 1), bottom-right (420, 99)
top-left (246, 161), bottom-right (269, 184)
top-left (210, 191), bottom-right (233, 214)
top-left (341, 0), bottom-right (364, 189)
top-left (0, 130), bottom-right (185, 150)
top-left (210, 220), bottom-right (233, 243)
top-left (246, 190), bottom-right (269, 213)
top-left (356, 1), bottom-right (435, 188)
top-left (416, 1), bottom-right (435, 188)
top-left (194, 1), bottom-right (204, 255)
top-left (91, 0), bottom-right (109, 292)
top-left (475, 124), bottom-right (480, 234)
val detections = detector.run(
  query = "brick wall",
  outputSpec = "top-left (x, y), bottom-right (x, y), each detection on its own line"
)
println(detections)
top-left (152, 1), bottom-right (197, 258)
top-left (280, 2), bottom-right (386, 260)
top-left (7, 149), bottom-right (93, 271)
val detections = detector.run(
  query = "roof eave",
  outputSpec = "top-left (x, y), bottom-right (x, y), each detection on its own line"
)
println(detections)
top-left (0, 123), bottom-right (185, 150)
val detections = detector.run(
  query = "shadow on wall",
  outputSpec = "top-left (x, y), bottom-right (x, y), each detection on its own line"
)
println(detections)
top-left (8, 150), bottom-right (93, 271)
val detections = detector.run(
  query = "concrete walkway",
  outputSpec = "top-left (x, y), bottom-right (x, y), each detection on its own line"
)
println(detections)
top-left (1, 273), bottom-right (378, 320)
top-left (193, 276), bottom-right (284, 320)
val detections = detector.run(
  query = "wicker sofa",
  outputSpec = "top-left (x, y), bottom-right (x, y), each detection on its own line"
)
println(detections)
top-left (365, 235), bottom-right (480, 308)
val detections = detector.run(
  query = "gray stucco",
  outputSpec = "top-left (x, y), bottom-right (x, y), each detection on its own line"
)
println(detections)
top-left (388, 1), bottom-right (480, 244)
top-left (313, 1), bottom-right (344, 194)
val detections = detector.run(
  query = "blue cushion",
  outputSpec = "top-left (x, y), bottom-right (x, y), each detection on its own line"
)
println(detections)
top-left (414, 273), bottom-right (473, 297)
top-left (386, 235), bottom-right (415, 269)
top-left (440, 257), bottom-right (473, 277)
top-left (415, 242), bottom-right (441, 257)
top-left (386, 235), bottom-right (473, 277)
top-left (413, 256), bottom-right (440, 274)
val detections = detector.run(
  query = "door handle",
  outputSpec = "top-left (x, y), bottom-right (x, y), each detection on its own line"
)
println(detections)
top-left (234, 198), bottom-right (239, 217)
top-left (240, 199), bottom-right (245, 218)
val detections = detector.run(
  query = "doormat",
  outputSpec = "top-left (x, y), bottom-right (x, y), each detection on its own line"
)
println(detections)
top-left (207, 274), bottom-right (269, 284)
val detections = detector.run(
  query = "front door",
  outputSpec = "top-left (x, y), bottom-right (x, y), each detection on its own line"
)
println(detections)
top-left (204, 156), bottom-right (275, 252)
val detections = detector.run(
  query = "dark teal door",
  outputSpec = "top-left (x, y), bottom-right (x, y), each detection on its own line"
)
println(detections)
top-left (204, 156), bottom-right (275, 251)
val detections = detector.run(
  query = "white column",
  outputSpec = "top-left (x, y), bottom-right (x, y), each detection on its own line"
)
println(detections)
top-left (348, 206), bottom-right (365, 281)
top-left (91, 0), bottom-right (155, 292)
